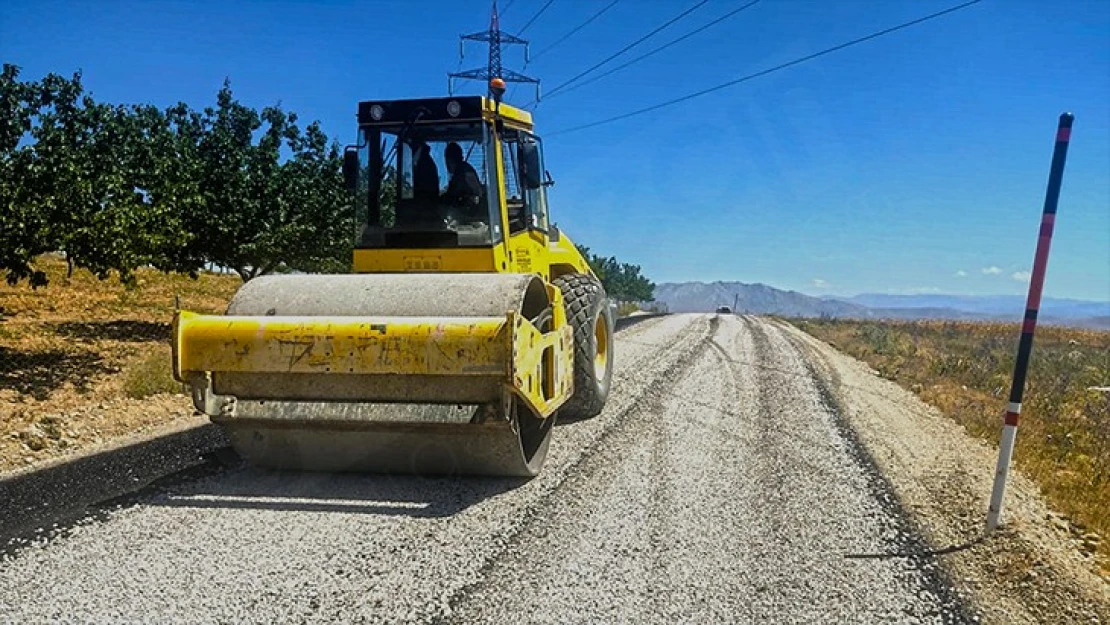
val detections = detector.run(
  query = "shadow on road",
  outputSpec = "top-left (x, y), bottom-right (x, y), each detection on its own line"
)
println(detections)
top-left (146, 459), bottom-right (528, 519)
top-left (0, 424), bottom-right (230, 551)
top-left (614, 313), bottom-right (668, 332)
top-left (843, 532), bottom-right (989, 560)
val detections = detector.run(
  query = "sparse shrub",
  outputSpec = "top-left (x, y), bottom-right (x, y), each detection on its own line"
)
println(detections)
top-left (123, 345), bottom-right (182, 399)
top-left (617, 302), bottom-right (640, 317)
top-left (36, 415), bottom-right (64, 439)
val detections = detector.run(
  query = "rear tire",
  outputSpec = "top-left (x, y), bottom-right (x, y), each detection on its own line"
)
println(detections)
top-left (553, 273), bottom-right (614, 420)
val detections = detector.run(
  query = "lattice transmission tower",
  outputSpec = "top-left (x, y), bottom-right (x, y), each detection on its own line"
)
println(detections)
top-left (448, 1), bottom-right (540, 104)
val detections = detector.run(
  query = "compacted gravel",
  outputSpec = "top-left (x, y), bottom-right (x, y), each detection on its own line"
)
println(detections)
top-left (0, 314), bottom-right (978, 623)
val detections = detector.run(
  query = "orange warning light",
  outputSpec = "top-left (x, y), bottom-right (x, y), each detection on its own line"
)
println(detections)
top-left (489, 77), bottom-right (507, 102)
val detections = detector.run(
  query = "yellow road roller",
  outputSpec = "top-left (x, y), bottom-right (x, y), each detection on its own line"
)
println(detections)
top-left (172, 92), bottom-right (614, 477)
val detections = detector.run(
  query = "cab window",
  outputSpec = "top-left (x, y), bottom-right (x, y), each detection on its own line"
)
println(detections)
top-left (353, 121), bottom-right (501, 248)
top-left (499, 129), bottom-right (548, 234)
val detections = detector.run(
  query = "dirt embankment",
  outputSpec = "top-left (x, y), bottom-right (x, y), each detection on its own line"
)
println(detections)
top-left (1, 256), bottom-right (239, 474)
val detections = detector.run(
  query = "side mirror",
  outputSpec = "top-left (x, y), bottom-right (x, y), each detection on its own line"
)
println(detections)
top-left (342, 147), bottom-right (360, 192)
top-left (520, 139), bottom-right (543, 190)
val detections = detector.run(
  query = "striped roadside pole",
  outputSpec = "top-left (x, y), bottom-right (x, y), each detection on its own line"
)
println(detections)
top-left (986, 112), bottom-right (1075, 532)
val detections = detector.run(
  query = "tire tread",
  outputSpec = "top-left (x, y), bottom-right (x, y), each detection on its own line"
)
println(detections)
top-left (553, 273), bottom-right (610, 419)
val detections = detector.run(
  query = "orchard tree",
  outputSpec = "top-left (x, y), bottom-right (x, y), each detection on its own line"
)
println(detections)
top-left (0, 64), bottom-right (36, 153)
top-left (1, 66), bottom-right (194, 286)
top-left (189, 82), bottom-right (352, 281)
top-left (125, 102), bottom-right (206, 277)
top-left (1, 71), bottom-right (361, 286)
top-left (0, 65), bottom-right (52, 286)
top-left (29, 72), bottom-right (189, 285)
top-left (273, 121), bottom-right (353, 274)
top-left (576, 244), bottom-right (655, 303)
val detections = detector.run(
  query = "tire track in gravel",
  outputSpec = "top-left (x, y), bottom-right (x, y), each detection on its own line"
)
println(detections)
top-left (740, 315), bottom-right (971, 623)
top-left (445, 314), bottom-right (974, 624)
top-left (0, 316), bottom-right (712, 624)
top-left (642, 313), bottom-right (760, 623)
top-left (442, 315), bottom-right (728, 624)
top-left (776, 320), bottom-right (970, 610)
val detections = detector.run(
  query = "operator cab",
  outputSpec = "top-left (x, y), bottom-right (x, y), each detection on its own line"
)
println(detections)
top-left (344, 96), bottom-right (551, 251)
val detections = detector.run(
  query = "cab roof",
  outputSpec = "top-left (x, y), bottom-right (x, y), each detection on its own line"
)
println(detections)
top-left (357, 95), bottom-right (533, 130)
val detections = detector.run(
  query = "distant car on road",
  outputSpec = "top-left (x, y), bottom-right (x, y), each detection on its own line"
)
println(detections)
top-left (716, 306), bottom-right (732, 314)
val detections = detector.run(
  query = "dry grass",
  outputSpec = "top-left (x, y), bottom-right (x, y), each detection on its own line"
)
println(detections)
top-left (1, 253), bottom-right (234, 322)
top-left (793, 317), bottom-right (1110, 549)
top-left (0, 254), bottom-right (239, 471)
top-left (617, 301), bottom-right (641, 317)
top-left (123, 344), bottom-right (183, 399)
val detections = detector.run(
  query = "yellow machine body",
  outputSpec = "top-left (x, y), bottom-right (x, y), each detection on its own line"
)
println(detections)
top-left (172, 96), bottom-right (608, 477)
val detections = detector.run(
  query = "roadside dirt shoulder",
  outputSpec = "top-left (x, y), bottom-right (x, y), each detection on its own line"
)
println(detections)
top-left (777, 320), bottom-right (1110, 625)
top-left (2, 391), bottom-right (197, 475)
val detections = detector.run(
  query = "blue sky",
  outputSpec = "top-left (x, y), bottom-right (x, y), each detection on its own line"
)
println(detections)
top-left (2, 0), bottom-right (1108, 301)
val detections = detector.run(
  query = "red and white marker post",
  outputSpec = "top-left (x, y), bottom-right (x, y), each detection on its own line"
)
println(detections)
top-left (986, 112), bottom-right (1075, 531)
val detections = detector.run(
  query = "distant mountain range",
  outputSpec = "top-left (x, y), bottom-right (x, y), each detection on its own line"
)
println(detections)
top-left (831, 293), bottom-right (1109, 318)
top-left (651, 281), bottom-right (1110, 330)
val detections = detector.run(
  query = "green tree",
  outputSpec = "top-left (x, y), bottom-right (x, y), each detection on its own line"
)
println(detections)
top-left (28, 72), bottom-right (188, 285)
top-left (611, 261), bottom-right (655, 302)
top-left (0, 64), bottom-right (53, 286)
top-left (127, 102), bottom-right (206, 278)
top-left (187, 81), bottom-right (352, 280)
top-left (575, 244), bottom-right (655, 303)
top-left (268, 119), bottom-right (352, 274)
top-left (1, 71), bottom-right (362, 286)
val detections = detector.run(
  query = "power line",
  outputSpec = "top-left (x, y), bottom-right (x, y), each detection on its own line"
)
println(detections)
top-left (532, 0), bottom-right (710, 105)
top-left (510, 0), bottom-right (618, 103)
top-left (548, 0), bottom-right (762, 100)
top-left (517, 0), bottom-right (556, 36)
top-left (548, 0), bottom-right (984, 136)
top-left (530, 0), bottom-right (621, 63)
top-left (504, 0), bottom-right (558, 102)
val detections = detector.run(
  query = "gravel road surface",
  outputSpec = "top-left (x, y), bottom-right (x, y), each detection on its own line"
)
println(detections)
top-left (1, 314), bottom-right (977, 623)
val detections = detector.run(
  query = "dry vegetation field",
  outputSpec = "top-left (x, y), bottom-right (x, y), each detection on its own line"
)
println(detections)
top-left (794, 317), bottom-right (1110, 558)
top-left (0, 254), bottom-right (239, 472)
